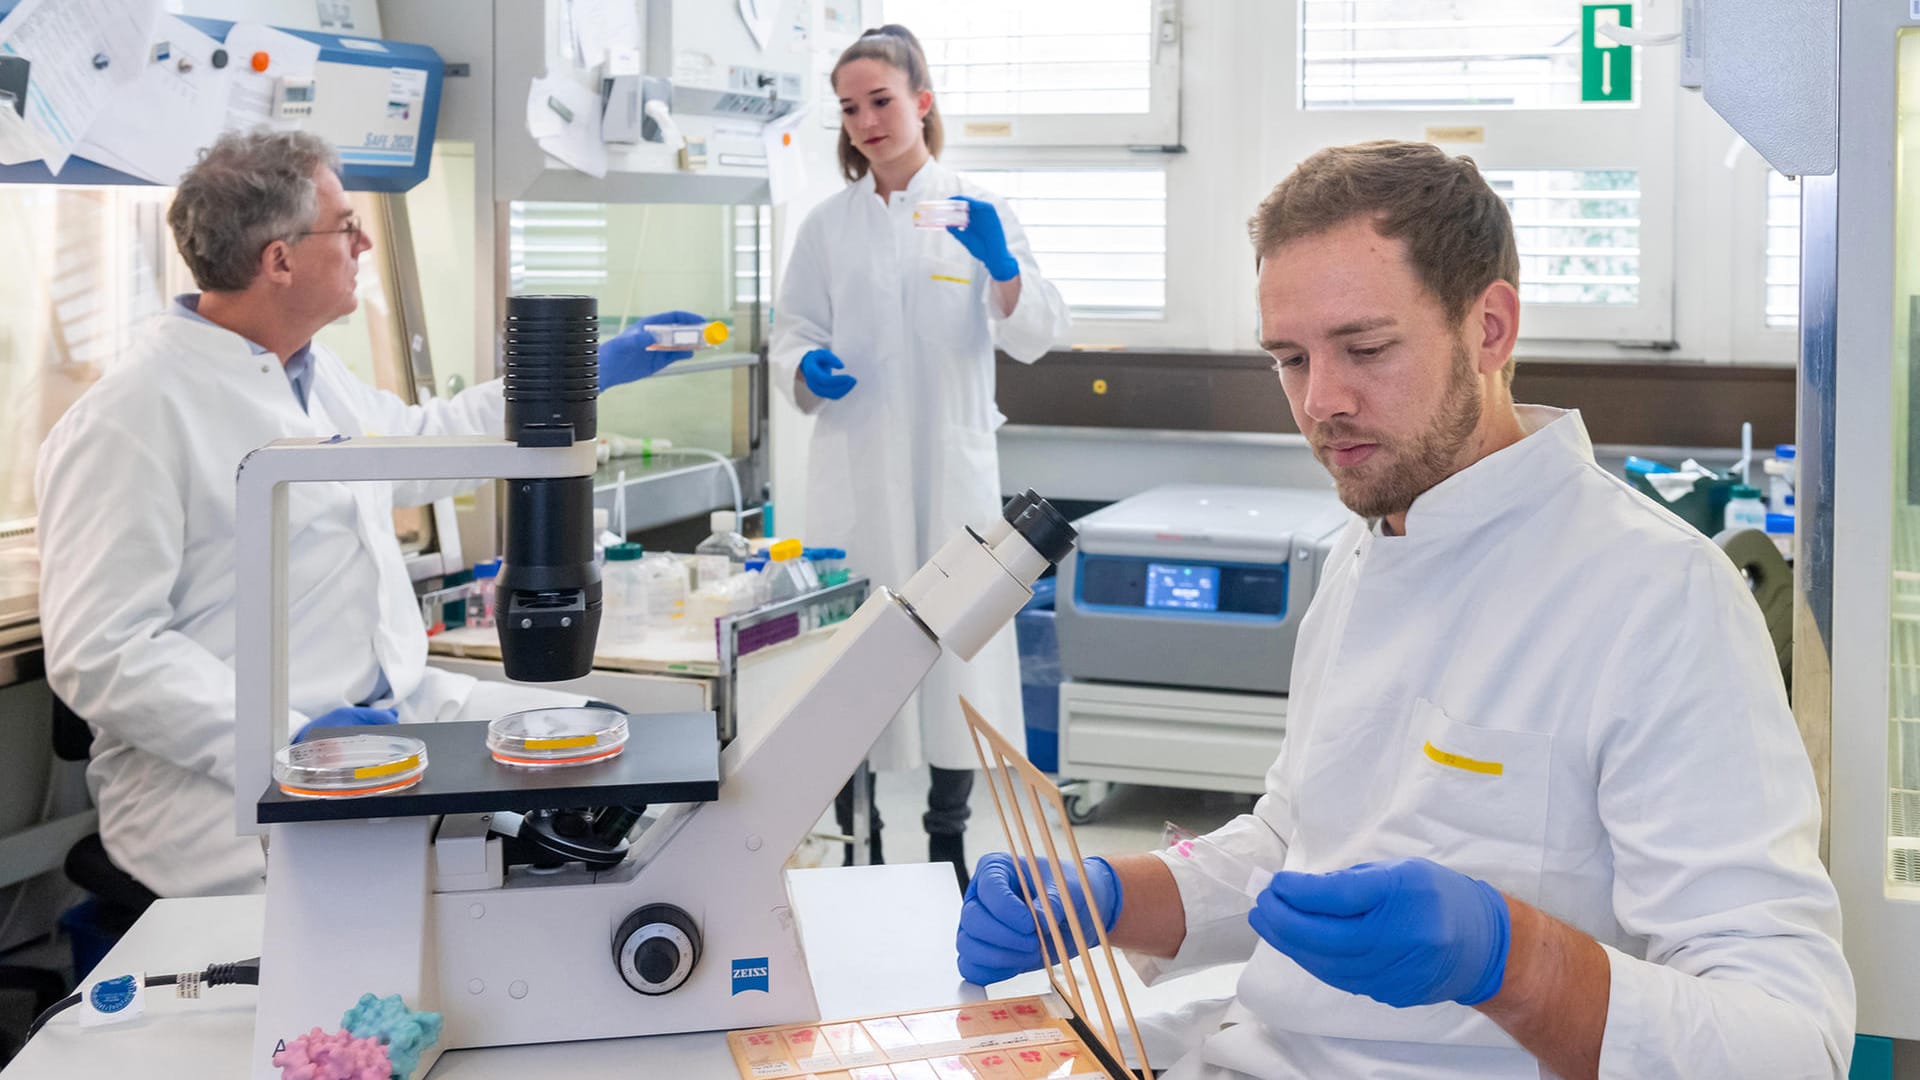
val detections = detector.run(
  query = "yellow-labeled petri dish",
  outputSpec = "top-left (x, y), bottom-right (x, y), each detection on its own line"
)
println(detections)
top-left (488, 706), bottom-right (630, 768)
top-left (275, 734), bottom-right (428, 798)
top-left (913, 199), bottom-right (968, 229)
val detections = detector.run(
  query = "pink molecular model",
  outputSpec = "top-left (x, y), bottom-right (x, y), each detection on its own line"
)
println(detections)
top-left (272, 1027), bottom-right (393, 1080)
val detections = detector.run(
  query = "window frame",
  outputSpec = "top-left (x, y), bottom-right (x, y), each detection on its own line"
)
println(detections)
top-left (881, 0), bottom-right (1183, 150)
top-left (1729, 161), bottom-right (1799, 365)
top-left (953, 163), bottom-right (1170, 321)
top-left (1269, 1), bottom-right (1679, 344)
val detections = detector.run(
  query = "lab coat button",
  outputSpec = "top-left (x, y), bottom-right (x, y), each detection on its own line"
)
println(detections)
top-left (508, 980), bottom-right (529, 999)
top-left (469, 903), bottom-right (485, 919)
top-left (746, 834), bottom-right (763, 851)
top-left (467, 979), bottom-right (484, 995)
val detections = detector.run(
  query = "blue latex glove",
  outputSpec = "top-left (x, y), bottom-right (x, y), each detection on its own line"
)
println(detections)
top-left (1248, 858), bottom-right (1511, 1008)
top-left (956, 852), bottom-right (1122, 986)
top-left (945, 195), bottom-right (1019, 282)
top-left (292, 706), bottom-right (399, 745)
top-left (798, 348), bottom-right (857, 400)
top-left (598, 310), bottom-right (710, 391)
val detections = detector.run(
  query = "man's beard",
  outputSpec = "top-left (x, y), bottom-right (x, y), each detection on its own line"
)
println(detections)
top-left (1314, 339), bottom-right (1483, 520)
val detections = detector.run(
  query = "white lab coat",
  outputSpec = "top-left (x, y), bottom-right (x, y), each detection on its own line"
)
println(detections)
top-left (36, 309), bottom-right (572, 898)
top-left (1135, 407), bottom-right (1853, 1080)
top-left (771, 159), bottom-right (1070, 771)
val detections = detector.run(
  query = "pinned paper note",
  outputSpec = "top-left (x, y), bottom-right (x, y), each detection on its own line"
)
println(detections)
top-left (762, 105), bottom-right (808, 206)
top-left (526, 73), bottom-right (607, 178)
top-left (738, 0), bottom-right (775, 51)
top-left (569, 0), bottom-right (643, 69)
top-left (75, 15), bottom-right (231, 183)
top-left (0, 0), bottom-right (160, 172)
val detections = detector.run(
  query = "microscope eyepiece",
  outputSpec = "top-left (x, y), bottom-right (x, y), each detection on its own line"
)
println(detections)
top-left (495, 294), bottom-right (602, 681)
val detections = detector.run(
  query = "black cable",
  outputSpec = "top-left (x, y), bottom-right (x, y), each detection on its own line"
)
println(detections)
top-left (22, 957), bottom-right (259, 1043)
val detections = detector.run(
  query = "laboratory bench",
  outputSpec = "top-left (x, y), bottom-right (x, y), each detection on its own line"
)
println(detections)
top-left (0, 862), bottom-right (1240, 1078)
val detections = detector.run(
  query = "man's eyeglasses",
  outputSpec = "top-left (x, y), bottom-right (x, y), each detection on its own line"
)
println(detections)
top-left (298, 214), bottom-right (365, 244)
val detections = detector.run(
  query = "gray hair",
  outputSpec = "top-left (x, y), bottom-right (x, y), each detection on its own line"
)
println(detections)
top-left (166, 130), bottom-right (342, 292)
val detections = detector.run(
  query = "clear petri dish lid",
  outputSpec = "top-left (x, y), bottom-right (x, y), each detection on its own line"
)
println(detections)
top-left (488, 706), bottom-right (629, 768)
top-left (912, 199), bottom-right (968, 228)
top-left (275, 734), bottom-right (428, 798)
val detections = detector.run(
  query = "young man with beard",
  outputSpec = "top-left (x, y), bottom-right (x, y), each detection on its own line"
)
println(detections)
top-left (952, 141), bottom-right (1854, 1079)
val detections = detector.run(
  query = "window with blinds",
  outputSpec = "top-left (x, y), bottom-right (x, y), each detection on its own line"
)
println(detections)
top-left (507, 201), bottom-right (608, 294)
top-left (886, 0), bottom-right (1153, 114)
top-left (1484, 169), bottom-right (1640, 307)
top-left (958, 168), bottom-right (1167, 319)
top-left (733, 205), bottom-right (770, 306)
top-left (1766, 171), bottom-right (1801, 329)
top-left (1301, 0), bottom-right (1633, 110)
top-left (878, 0), bottom-right (1179, 146)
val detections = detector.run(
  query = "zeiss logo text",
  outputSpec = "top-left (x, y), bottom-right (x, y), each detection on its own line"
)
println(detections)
top-left (731, 957), bottom-right (770, 995)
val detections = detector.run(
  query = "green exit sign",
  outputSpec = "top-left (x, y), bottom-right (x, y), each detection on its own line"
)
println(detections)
top-left (1582, 3), bottom-right (1634, 103)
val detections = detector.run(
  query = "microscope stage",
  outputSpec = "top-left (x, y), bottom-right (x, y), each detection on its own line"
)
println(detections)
top-left (255, 711), bottom-right (719, 824)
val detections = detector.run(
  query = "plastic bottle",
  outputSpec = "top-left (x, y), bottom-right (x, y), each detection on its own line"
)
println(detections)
top-left (685, 572), bottom-right (763, 642)
top-left (684, 585), bottom-right (731, 643)
top-left (593, 507), bottom-right (619, 568)
top-left (603, 542), bottom-right (649, 640)
top-left (1725, 484), bottom-right (1768, 533)
top-left (694, 510), bottom-right (755, 590)
top-left (1764, 444), bottom-right (1797, 515)
top-left (638, 551), bottom-right (690, 628)
top-left (744, 555), bottom-right (771, 607)
top-left (1766, 513), bottom-right (1795, 561)
top-left (765, 539), bottom-right (810, 604)
top-left (469, 559), bottom-right (502, 628)
top-left (795, 547), bottom-right (822, 590)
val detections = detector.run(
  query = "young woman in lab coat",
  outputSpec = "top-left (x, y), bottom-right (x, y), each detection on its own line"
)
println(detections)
top-left (771, 26), bottom-right (1070, 883)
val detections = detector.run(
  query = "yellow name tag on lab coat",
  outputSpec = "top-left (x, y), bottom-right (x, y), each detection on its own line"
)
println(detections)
top-left (1422, 741), bottom-right (1503, 776)
top-left (930, 273), bottom-right (972, 285)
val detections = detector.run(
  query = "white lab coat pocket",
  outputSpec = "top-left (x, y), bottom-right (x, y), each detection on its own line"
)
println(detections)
top-left (919, 255), bottom-right (980, 327)
top-left (1389, 698), bottom-right (1552, 904)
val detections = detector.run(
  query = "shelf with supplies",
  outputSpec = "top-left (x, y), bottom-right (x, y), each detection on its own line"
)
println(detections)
top-left (428, 574), bottom-right (870, 741)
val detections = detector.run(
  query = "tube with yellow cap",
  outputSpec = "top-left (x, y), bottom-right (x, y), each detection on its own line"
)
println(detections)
top-left (765, 538), bottom-right (812, 604)
top-left (641, 319), bottom-right (731, 352)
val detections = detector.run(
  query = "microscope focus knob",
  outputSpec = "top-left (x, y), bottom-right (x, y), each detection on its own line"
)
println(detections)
top-left (614, 904), bottom-right (701, 995)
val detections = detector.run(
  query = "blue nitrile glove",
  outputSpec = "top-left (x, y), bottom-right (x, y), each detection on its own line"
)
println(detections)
top-left (1248, 858), bottom-right (1511, 1008)
top-left (956, 852), bottom-right (1122, 986)
top-left (292, 706), bottom-right (399, 745)
top-left (799, 348), bottom-right (857, 400)
top-left (946, 195), bottom-right (1019, 282)
top-left (598, 310), bottom-right (710, 391)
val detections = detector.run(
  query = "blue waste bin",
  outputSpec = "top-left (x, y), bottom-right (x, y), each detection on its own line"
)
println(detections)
top-left (1016, 578), bottom-right (1061, 772)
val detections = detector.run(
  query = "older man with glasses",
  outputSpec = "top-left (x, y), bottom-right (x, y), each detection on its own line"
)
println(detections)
top-left (33, 129), bottom-right (697, 900)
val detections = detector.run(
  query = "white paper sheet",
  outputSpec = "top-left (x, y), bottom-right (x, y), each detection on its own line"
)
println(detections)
top-left (73, 15), bottom-right (231, 183)
top-left (738, 0), bottom-right (775, 51)
top-left (527, 74), bottom-right (606, 178)
top-left (525, 74), bottom-right (567, 139)
top-left (762, 105), bottom-right (809, 206)
top-left (570, 0), bottom-right (642, 69)
top-left (220, 22), bottom-right (319, 134)
top-left (0, 0), bottom-right (160, 173)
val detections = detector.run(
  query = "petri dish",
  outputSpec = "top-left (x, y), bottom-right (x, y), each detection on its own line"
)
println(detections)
top-left (488, 706), bottom-right (630, 768)
top-left (643, 321), bottom-right (730, 351)
top-left (275, 734), bottom-right (428, 799)
top-left (913, 199), bottom-right (968, 229)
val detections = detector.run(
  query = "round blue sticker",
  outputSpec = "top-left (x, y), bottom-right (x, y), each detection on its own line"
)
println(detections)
top-left (89, 974), bottom-right (137, 1014)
